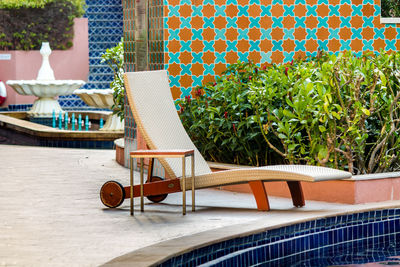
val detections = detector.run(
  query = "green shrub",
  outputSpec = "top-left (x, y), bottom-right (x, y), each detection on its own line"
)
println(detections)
top-left (0, 0), bottom-right (85, 15)
top-left (0, 0), bottom-right (85, 50)
top-left (101, 39), bottom-right (125, 121)
top-left (178, 51), bottom-right (400, 174)
top-left (178, 62), bottom-right (267, 166)
top-left (0, 0), bottom-right (51, 8)
top-left (381, 0), bottom-right (400, 18)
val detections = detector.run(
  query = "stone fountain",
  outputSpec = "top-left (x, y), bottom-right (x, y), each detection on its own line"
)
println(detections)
top-left (74, 89), bottom-right (124, 131)
top-left (6, 42), bottom-right (85, 118)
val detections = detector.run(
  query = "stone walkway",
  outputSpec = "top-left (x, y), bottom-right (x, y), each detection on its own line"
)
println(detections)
top-left (1, 145), bottom-right (400, 266)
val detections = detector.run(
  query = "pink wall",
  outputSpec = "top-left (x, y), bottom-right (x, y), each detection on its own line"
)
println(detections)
top-left (0, 18), bottom-right (89, 107)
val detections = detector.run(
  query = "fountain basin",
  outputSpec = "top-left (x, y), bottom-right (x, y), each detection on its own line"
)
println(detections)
top-left (74, 89), bottom-right (124, 131)
top-left (6, 42), bottom-right (86, 118)
top-left (74, 89), bottom-right (113, 108)
top-left (6, 80), bottom-right (85, 118)
top-left (6, 80), bottom-right (85, 97)
top-left (0, 111), bottom-right (123, 149)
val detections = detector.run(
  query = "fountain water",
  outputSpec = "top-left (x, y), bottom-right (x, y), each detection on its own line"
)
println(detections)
top-left (6, 42), bottom-right (85, 118)
top-left (51, 111), bottom-right (95, 131)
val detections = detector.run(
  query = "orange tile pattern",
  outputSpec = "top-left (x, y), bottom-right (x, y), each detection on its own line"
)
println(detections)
top-left (163, 0), bottom-right (400, 99)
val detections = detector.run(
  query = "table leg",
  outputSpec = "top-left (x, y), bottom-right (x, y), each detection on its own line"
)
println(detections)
top-left (130, 156), bottom-right (134, 216)
top-left (140, 158), bottom-right (144, 212)
top-left (191, 154), bottom-right (195, 212)
top-left (182, 157), bottom-right (186, 215)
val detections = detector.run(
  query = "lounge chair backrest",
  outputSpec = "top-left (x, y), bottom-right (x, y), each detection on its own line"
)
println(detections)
top-left (125, 70), bottom-right (212, 179)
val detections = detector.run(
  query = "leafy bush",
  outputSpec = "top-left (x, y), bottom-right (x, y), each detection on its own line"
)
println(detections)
top-left (0, 0), bottom-right (85, 15)
top-left (0, 0), bottom-right (50, 8)
top-left (0, 0), bottom-right (85, 50)
top-left (101, 39), bottom-right (125, 121)
top-left (178, 51), bottom-right (400, 174)
top-left (381, 0), bottom-right (400, 18)
top-left (179, 62), bottom-right (267, 166)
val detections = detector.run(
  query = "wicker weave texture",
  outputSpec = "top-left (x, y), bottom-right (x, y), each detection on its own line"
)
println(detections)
top-left (183, 165), bottom-right (351, 189)
top-left (124, 70), bottom-right (212, 178)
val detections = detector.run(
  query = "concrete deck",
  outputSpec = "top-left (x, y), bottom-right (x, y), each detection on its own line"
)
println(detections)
top-left (1, 144), bottom-right (400, 266)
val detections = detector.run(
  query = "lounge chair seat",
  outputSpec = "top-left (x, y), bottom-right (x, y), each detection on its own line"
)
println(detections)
top-left (183, 165), bottom-right (350, 189)
top-left (100, 70), bottom-right (351, 211)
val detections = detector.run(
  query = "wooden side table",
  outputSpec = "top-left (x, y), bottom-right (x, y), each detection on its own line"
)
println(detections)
top-left (130, 149), bottom-right (195, 215)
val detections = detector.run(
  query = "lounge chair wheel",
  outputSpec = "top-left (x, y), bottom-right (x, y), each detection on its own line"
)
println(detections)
top-left (146, 176), bottom-right (168, 203)
top-left (100, 180), bottom-right (125, 208)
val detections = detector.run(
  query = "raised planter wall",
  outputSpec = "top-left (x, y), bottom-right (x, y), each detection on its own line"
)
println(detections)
top-left (212, 164), bottom-right (400, 204)
top-left (117, 138), bottom-right (400, 205)
top-left (0, 18), bottom-right (89, 107)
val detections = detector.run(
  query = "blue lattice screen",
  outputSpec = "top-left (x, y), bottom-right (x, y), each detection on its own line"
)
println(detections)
top-left (59, 0), bottom-right (124, 109)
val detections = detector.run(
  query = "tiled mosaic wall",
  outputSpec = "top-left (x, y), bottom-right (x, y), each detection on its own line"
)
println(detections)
top-left (164, 0), bottom-right (400, 100)
top-left (149, 0), bottom-right (165, 70)
top-left (59, 0), bottom-right (123, 109)
top-left (123, 0), bottom-right (137, 167)
top-left (121, 0), bottom-right (400, 167)
top-left (123, 0), bottom-right (165, 167)
top-left (123, 0), bottom-right (135, 73)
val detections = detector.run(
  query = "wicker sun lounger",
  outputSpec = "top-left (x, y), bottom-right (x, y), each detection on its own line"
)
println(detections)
top-left (100, 70), bottom-right (351, 212)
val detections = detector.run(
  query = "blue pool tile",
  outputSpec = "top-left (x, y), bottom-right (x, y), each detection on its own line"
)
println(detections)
top-left (161, 209), bottom-right (400, 267)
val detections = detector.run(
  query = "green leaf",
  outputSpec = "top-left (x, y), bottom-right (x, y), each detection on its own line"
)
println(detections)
top-left (288, 144), bottom-right (298, 152)
top-left (323, 103), bottom-right (330, 114)
top-left (221, 139), bottom-right (230, 146)
top-left (379, 70), bottom-right (387, 86)
top-left (283, 109), bottom-right (296, 118)
top-left (278, 133), bottom-right (287, 139)
top-left (361, 108), bottom-right (370, 116)
top-left (318, 147), bottom-right (328, 160)
top-left (332, 111), bottom-right (341, 120)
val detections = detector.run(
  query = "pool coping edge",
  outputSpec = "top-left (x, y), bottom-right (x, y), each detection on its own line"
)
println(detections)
top-left (101, 201), bottom-right (400, 267)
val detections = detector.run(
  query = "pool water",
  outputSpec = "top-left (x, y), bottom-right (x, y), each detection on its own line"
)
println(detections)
top-left (157, 209), bottom-right (400, 267)
top-left (201, 231), bottom-right (400, 266)
top-left (273, 236), bottom-right (400, 266)
top-left (0, 126), bottom-right (116, 148)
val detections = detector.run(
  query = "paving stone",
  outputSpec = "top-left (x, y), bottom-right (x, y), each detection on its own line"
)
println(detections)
top-left (2, 144), bottom-right (400, 266)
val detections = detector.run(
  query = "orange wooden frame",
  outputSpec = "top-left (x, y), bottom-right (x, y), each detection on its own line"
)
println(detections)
top-left (121, 158), bottom-right (305, 211)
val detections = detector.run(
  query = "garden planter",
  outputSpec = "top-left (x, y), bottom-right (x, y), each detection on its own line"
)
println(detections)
top-left (116, 130), bottom-right (156, 172)
top-left (120, 133), bottom-right (400, 205)
top-left (114, 138), bottom-right (125, 166)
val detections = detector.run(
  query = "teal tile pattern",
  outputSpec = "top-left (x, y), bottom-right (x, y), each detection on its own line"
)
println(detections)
top-left (163, 0), bottom-right (400, 99)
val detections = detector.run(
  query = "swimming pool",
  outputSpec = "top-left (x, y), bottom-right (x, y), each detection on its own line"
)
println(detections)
top-left (157, 209), bottom-right (400, 266)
